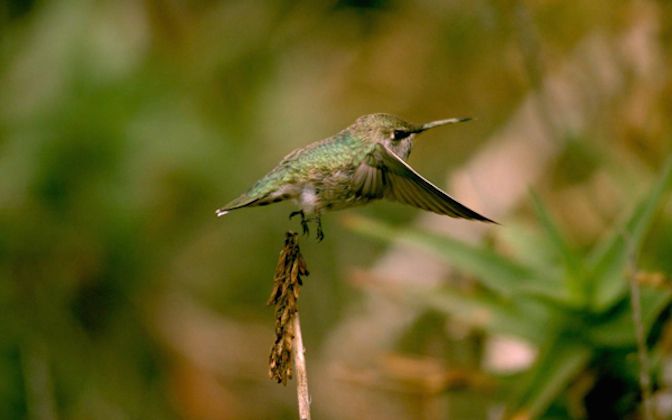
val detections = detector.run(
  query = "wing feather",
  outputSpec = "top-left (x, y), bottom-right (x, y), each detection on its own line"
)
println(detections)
top-left (360, 144), bottom-right (496, 223)
top-left (353, 153), bottom-right (386, 199)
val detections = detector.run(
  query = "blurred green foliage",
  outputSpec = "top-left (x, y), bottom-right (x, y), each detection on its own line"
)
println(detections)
top-left (348, 160), bottom-right (672, 417)
top-left (1, 0), bottom-right (671, 419)
top-left (349, 161), bottom-right (672, 418)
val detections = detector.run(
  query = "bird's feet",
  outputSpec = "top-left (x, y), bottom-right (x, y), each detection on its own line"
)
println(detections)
top-left (315, 216), bottom-right (324, 242)
top-left (289, 210), bottom-right (310, 237)
top-left (289, 210), bottom-right (324, 241)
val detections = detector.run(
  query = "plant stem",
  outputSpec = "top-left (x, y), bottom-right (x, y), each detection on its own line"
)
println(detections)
top-left (293, 313), bottom-right (311, 420)
top-left (627, 237), bottom-right (653, 420)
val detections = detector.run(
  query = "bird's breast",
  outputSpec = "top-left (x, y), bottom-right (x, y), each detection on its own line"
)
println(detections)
top-left (295, 166), bottom-right (375, 213)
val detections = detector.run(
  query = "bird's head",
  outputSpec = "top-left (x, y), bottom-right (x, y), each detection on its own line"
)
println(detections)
top-left (351, 113), bottom-right (471, 160)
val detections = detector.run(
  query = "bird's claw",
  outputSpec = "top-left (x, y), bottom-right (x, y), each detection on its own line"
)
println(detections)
top-left (315, 217), bottom-right (324, 242)
top-left (289, 210), bottom-right (324, 241)
top-left (289, 210), bottom-right (310, 237)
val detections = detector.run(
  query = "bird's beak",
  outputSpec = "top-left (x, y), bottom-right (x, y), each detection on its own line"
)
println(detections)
top-left (412, 117), bottom-right (472, 133)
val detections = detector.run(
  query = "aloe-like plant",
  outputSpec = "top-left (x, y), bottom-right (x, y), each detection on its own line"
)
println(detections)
top-left (346, 160), bottom-right (672, 418)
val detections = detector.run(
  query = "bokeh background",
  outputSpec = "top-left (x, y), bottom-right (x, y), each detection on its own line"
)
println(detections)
top-left (1, 0), bottom-right (672, 419)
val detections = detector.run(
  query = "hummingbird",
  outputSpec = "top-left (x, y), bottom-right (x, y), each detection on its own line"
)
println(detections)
top-left (216, 113), bottom-right (495, 240)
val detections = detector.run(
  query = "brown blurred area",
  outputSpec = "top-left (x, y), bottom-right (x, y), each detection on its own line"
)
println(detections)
top-left (1, 0), bottom-right (671, 419)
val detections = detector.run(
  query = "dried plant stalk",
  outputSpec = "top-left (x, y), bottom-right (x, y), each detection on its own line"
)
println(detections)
top-left (267, 231), bottom-right (311, 419)
top-left (292, 313), bottom-right (310, 420)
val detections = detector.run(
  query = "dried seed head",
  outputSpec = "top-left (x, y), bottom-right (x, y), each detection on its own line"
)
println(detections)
top-left (268, 231), bottom-right (309, 384)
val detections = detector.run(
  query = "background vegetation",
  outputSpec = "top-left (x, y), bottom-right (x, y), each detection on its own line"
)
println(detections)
top-left (1, 0), bottom-right (671, 418)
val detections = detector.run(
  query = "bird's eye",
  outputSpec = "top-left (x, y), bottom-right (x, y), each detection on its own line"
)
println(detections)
top-left (392, 130), bottom-right (410, 140)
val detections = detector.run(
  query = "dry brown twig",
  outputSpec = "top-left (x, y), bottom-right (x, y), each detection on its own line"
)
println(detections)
top-left (267, 231), bottom-right (311, 420)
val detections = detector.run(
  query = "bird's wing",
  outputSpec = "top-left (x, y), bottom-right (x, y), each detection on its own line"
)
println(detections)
top-left (354, 143), bottom-right (495, 222)
top-left (352, 149), bottom-right (387, 199)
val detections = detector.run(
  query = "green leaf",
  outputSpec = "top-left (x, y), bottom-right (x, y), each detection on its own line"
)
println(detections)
top-left (418, 287), bottom-right (550, 344)
top-left (497, 221), bottom-right (563, 276)
top-left (589, 159), bottom-right (672, 310)
top-left (344, 215), bottom-right (542, 298)
top-left (530, 192), bottom-right (585, 304)
top-left (509, 340), bottom-right (591, 418)
top-left (588, 285), bottom-right (672, 347)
